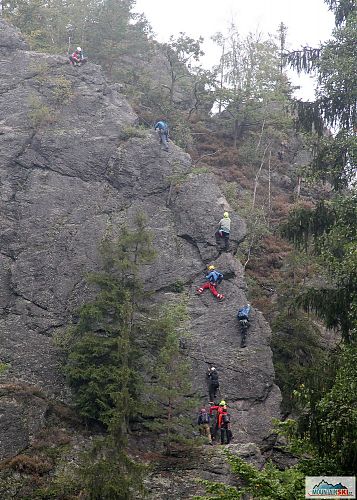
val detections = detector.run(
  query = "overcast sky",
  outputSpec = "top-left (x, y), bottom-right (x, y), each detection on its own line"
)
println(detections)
top-left (134, 0), bottom-right (335, 100)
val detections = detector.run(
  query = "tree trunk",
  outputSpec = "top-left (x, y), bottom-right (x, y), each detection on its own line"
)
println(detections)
top-left (233, 118), bottom-right (239, 148)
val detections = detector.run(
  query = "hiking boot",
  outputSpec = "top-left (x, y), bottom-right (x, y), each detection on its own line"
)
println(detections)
top-left (217, 294), bottom-right (225, 301)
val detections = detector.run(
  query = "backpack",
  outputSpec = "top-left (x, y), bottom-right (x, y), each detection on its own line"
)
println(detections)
top-left (200, 412), bottom-right (209, 424)
top-left (222, 413), bottom-right (230, 424)
top-left (237, 304), bottom-right (251, 321)
top-left (209, 270), bottom-right (223, 284)
top-left (210, 371), bottom-right (219, 386)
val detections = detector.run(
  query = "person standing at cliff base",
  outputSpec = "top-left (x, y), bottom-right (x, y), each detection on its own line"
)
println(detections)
top-left (197, 408), bottom-right (212, 444)
top-left (219, 407), bottom-right (232, 445)
top-left (210, 400), bottom-right (231, 443)
top-left (154, 119), bottom-right (169, 151)
top-left (216, 211), bottom-right (231, 252)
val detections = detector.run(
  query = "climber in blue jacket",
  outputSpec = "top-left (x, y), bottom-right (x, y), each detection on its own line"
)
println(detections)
top-left (197, 265), bottom-right (224, 301)
top-left (154, 119), bottom-right (169, 151)
top-left (237, 304), bottom-right (251, 347)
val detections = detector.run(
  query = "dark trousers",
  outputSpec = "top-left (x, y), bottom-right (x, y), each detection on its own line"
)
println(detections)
top-left (240, 320), bottom-right (249, 347)
top-left (220, 426), bottom-right (231, 444)
top-left (209, 383), bottom-right (219, 402)
top-left (222, 231), bottom-right (229, 251)
top-left (216, 230), bottom-right (230, 251)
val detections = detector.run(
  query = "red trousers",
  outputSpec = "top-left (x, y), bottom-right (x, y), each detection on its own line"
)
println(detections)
top-left (197, 282), bottom-right (219, 297)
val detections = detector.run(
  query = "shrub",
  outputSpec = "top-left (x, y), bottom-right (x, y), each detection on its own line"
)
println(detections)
top-left (120, 125), bottom-right (148, 140)
top-left (50, 76), bottom-right (73, 105)
top-left (4, 455), bottom-right (53, 475)
top-left (28, 96), bottom-right (56, 127)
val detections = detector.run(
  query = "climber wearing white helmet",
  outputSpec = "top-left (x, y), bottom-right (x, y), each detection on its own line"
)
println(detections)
top-left (216, 211), bottom-right (231, 252)
top-left (207, 366), bottom-right (220, 403)
top-left (69, 46), bottom-right (87, 67)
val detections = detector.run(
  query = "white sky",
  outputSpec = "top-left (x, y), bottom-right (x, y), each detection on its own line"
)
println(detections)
top-left (134, 0), bottom-right (335, 100)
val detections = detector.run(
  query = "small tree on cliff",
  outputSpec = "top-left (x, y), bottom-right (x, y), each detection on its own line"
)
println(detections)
top-left (65, 213), bottom-right (155, 499)
top-left (144, 300), bottom-right (197, 455)
top-left (65, 212), bottom-right (156, 428)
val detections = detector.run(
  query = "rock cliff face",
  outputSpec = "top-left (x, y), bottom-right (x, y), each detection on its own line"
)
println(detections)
top-left (0, 19), bottom-right (281, 493)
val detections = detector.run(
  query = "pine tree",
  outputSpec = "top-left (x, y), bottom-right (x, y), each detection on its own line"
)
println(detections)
top-left (144, 301), bottom-right (197, 455)
top-left (65, 212), bottom-right (156, 428)
top-left (281, 0), bottom-right (357, 473)
top-left (64, 213), bottom-right (156, 498)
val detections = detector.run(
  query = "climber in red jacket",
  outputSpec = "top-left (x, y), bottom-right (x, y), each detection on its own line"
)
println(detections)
top-left (210, 400), bottom-right (232, 444)
top-left (69, 47), bottom-right (87, 66)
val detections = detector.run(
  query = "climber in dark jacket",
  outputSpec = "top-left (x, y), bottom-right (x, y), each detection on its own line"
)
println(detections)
top-left (207, 366), bottom-right (220, 402)
top-left (197, 265), bottom-right (224, 301)
top-left (154, 119), bottom-right (169, 151)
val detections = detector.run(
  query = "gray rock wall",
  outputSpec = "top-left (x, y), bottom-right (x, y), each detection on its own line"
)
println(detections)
top-left (0, 20), bottom-right (281, 467)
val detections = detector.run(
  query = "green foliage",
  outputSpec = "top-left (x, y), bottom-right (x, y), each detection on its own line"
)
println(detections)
top-left (287, 7), bottom-right (357, 186)
top-left (30, 460), bottom-right (81, 499)
top-left (65, 213), bottom-right (156, 428)
top-left (271, 311), bottom-right (324, 412)
top-left (169, 114), bottom-right (194, 149)
top-left (0, 362), bottom-right (10, 375)
top-left (195, 450), bottom-right (305, 500)
top-left (78, 435), bottom-right (146, 500)
top-left (191, 166), bottom-right (211, 175)
top-left (231, 191), bottom-right (271, 267)
top-left (318, 11), bottom-right (357, 130)
top-left (162, 33), bottom-right (204, 106)
top-left (212, 27), bottom-right (293, 148)
top-left (295, 344), bottom-right (357, 474)
top-left (50, 76), bottom-right (73, 105)
top-left (144, 300), bottom-right (197, 454)
top-left (171, 279), bottom-right (185, 293)
top-left (28, 95), bottom-right (56, 127)
top-left (282, 194), bottom-right (357, 340)
top-left (310, 131), bottom-right (357, 189)
top-left (120, 125), bottom-right (148, 140)
top-left (325, 0), bottom-right (356, 26)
